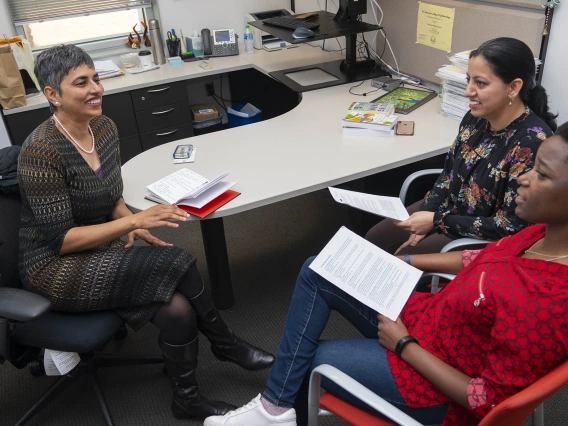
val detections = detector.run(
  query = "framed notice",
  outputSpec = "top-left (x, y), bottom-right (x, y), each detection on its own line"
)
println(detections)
top-left (416, 2), bottom-right (455, 53)
top-left (371, 87), bottom-right (437, 115)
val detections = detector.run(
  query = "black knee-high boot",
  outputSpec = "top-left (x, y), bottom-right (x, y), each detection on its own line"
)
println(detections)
top-left (179, 266), bottom-right (275, 371)
top-left (159, 337), bottom-right (236, 419)
top-left (195, 306), bottom-right (275, 371)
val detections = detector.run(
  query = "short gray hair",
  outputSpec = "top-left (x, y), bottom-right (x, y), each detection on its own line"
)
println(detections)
top-left (34, 44), bottom-right (94, 113)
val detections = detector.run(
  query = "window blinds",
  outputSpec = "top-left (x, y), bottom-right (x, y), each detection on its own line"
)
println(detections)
top-left (7, 0), bottom-right (152, 25)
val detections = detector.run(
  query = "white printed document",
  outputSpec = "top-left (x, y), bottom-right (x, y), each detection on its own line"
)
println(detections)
top-left (44, 349), bottom-right (81, 376)
top-left (329, 187), bottom-right (409, 221)
top-left (309, 227), bottom-right (422, 320)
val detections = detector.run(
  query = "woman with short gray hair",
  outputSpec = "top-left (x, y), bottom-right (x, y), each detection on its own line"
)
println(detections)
top-left (18, 44), bottom-right (274, 420)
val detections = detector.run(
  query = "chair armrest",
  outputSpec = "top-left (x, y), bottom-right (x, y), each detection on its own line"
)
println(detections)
top-left (308, 364), bottom-right (424, 426)
top-left (399, 169), bottom-right (443, 205)
top-left (419, 272), bottom-right (457, 283)
top-left (440, 238), bottom-right (491, 253)
top-left (0, 288), bottom-right (52, 322)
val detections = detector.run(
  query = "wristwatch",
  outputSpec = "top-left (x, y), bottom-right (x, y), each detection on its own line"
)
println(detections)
top-left (395, 335), bottom-right (418, 358)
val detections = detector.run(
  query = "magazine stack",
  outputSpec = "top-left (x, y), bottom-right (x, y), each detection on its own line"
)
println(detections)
top-left (435, 51), bottom-right (470, 121)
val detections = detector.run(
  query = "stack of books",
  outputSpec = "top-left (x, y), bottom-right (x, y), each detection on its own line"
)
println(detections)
top-left (435, 51), bottom-right (470, 121)
top-left (341, 102), bottom-right (398, 136)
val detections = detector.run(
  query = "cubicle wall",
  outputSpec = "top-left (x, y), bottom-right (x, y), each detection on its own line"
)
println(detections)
top-left (377, 0), bottom-right (545, 83)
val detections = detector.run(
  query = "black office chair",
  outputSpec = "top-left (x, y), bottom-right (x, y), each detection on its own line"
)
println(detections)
top-left (0, 192), bottom-right (163, 426)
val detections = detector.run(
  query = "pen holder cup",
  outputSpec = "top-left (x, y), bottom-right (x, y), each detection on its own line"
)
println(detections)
top-left (227, 104), bottom-right (263, 128)
top-left (185, 37), bottom-right (193, 53)
top-left (166, 39), bottom-right (181, 57)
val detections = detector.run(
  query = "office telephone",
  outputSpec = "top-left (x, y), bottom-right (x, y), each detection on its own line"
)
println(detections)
top-left (201, 28), bottom-right (239, 57)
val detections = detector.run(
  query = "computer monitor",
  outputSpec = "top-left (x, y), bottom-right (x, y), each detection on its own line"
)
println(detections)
top-left (334, 0), bottom-right (367, 22)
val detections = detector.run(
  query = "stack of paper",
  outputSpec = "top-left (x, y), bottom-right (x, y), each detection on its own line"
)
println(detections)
top-left (145, 168), bottom-right (239, 218)
top-left (94, 60), bottom-right (122, 79)
top-left (436, 50), bottom-right (543, 121)
top-left (435, 52), bottom-right (470, 121)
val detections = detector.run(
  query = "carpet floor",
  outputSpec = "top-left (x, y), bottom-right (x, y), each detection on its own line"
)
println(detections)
top-left (1, 188), bottom-right (565, 426)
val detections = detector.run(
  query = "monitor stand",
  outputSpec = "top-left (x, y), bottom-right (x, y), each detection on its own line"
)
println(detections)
top-left (250, 11), bottom-right (390, 92)
top-left (270, 34), bottom-right (390, 92)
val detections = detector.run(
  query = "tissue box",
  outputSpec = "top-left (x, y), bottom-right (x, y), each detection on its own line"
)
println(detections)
top-left (191, 104), bottom-right (219, 121)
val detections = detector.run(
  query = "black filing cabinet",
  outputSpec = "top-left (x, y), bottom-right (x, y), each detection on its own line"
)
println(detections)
top-left (131, 81), bottom-right (193, 151)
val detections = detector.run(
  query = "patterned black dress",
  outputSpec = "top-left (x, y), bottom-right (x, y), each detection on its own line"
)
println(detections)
top-left (18, 115), bottom-right (194, 330)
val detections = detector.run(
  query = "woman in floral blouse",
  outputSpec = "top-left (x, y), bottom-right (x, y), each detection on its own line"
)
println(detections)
top-left (366, 37), bottom-right (557, 255)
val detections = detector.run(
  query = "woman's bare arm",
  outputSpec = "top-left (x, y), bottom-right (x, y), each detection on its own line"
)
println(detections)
top-left (402, 342), bottom-right (471, 408)
top-left (397, 251), bottom-right (465, 275)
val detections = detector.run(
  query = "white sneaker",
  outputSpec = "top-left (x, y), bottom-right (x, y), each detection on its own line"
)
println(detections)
top-left (203, 394), bottom-right (297, 426)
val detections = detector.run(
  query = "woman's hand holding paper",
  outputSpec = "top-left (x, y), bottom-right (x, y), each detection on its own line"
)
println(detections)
top-left (377, 314), bottom-right (409, 352)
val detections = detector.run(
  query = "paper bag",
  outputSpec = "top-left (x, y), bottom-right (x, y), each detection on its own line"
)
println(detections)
top-left (0, 45), bottom-right (26, 109)
top-left (3, 38), bottom-right (40, 92)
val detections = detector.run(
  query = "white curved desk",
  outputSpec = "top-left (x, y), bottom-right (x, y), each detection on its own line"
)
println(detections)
top-left (122, 80), bottom-right (459, 308)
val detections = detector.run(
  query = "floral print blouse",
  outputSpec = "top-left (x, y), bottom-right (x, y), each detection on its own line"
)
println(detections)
top-left (419, 107), bottom-right (552, 240)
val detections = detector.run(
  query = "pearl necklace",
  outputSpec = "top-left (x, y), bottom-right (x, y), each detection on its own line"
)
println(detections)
top-left (52, 114), bottom-right (95, 154)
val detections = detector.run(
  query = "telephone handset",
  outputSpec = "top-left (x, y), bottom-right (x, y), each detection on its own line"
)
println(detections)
top-left (201, 28), bottom-right (239, 57)
top-left (201, 29), bottom-right (212, 56)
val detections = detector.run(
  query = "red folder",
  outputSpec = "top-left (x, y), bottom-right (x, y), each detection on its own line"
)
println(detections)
top-left (178, 190), bottom-right (240, 218)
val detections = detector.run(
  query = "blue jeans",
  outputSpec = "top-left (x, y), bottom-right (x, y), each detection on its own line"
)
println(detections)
top-left (262, 257), bottom-right (447, 426)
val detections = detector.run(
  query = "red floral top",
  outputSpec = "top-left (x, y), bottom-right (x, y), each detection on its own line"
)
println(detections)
top-left (387, 225), bottom-right (568, 425)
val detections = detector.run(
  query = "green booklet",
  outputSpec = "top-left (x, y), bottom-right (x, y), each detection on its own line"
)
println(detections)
top-left (371, 87), bottom-right (436, 114)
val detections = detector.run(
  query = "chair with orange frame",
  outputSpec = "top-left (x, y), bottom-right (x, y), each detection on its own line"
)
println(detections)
top-left (307, 360), bottom-right (568, 426)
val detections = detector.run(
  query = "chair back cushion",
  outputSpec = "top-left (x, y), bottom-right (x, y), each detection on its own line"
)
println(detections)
top-left (0, 193), bottom-right (22, 288)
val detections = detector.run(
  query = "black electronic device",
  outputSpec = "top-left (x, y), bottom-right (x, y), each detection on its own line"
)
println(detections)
top-left (334, 0), bottom-right (367, 22)
top-left (173, 144), bottom-right (194, 159)
top-left (201, 28), bottom-right (239, 57)
top-left (262, 16), bottom-right (320, 30)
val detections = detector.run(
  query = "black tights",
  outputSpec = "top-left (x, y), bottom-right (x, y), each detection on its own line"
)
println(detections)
top-left (151, 264), bottom-right (214, 345)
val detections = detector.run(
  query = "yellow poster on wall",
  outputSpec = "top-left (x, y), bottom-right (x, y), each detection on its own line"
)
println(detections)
top-left (416, 2), bottom-right (455, 53)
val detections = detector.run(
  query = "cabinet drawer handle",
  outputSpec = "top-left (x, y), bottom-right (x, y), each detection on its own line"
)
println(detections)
top-left (152, 108), bottom-right (174, 115)
top-left (156, 129), bottom-right (179, 136)
top-left (147, 86), bottom-right (170, 93)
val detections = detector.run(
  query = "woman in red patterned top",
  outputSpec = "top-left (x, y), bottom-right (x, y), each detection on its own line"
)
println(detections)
top-left (206, 123), bottom-right (568, 426)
